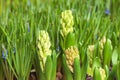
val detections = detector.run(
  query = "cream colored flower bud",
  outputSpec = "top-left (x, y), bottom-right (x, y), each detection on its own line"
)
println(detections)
top-left (99, 67), bottom-right (106, 80)
top-left (65, 46), bottom-right (79, 72)
top-left (60, 10), bottom-right (74, 37)
top-left (36, 30), bottom-right (52, 71)
top-left (87, 45), bottom-right (95, 66)
top-left (88, 45), bottom-right (95, 54)
top-left (99, 36), bottom-right (106, 60)
top-left (100, 36), bottom-right (106, 49)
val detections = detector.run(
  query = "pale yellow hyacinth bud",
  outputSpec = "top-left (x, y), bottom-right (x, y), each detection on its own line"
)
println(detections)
top-left (88, 45), bottom-right (95, 54)
top-left (60, 10), bottom-right (74, 37)
top-left (87, 45), bottom-right (95, 66)
top-left (99, 36), bottom-right (106, 59)
top-left (36, 30), bottom-right (52, 71)
top-left (99, 67), bottom-right (106, 80)
top-left (65, 46), bottom-right (79, 72)
top-left (100, 36), bottom-right (106, 49)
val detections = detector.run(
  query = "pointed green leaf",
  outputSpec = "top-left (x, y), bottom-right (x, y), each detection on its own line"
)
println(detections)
top-left (65, 33), bottom-right (76, 49)
top-left (104, 65), bottom-right (109, 78)
top-left (92, 57), bottom-right (101, 70)
top-left (93, 67), bottom-right (101, 80)
top-left (103, 39), bottom-right (113, 67)
top-left (73, 58), bottom-right (81, 80)
top-left (62, 54), bottom-right (73, 80)
top-left (112, 48), bottom-right (118, 65)
top-left (81, 53), bottom-right (88, 80)
top-left (111, 32), bottom-right (117, 47)
top-left (107, 64), bottom-right (117, 80)
top-left (117, 61), bottom-right (120, 80)
top-left (44, 56), bottom-right (52, 80)
top-left (60, 34), bottom-right (65, 50)
top-left (51, 51), bottom-right (57, 80)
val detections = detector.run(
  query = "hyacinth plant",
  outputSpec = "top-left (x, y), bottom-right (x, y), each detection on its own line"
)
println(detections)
top-left (34, 30), bottom-right (57, 80)
top-left (60, 10), bottom-right (88, 80)
top-left (86, 36), bottom-right (120, 80)
top-left (0, 0), bottom-right (120, 80)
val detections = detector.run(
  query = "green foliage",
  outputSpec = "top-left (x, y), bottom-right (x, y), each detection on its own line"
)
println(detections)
top-left (93, 67), bottom-right (101, 80)
top-left (62, 54), bottom-right (73, 80)
top-left (45, 56), bottom-right (52, 80)
top-left (103, 39), bottom-right (113, 68)
top-left (65, 33), bottom-right (77, 49)
top-left (34, 51), bottom-right (57, 80)
top-left (73, 58), bottom-right (81, 80)
top-left (117, 61), bottom-right (120, 80)
top-left (0, 0), bottom-right (120, 80)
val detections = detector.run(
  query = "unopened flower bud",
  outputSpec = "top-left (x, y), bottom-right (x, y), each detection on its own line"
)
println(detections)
top-left (87, 45), bottom-right (95, 66)
top-left (60, 10), bottom-right (74, 38)
top-left (64, 46), bottom-right (79, 72)
top-left (36, 30), bottom-right (52, 71)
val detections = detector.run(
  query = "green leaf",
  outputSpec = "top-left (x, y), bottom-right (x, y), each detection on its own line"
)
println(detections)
top-left (81, 52), bottom-right (88, 80)
top-left (60, 34), bottom-right (65, 50)
top-left (111, 32), bottom-right (117, 47)
top-left (65, 32), bottom-right (76, 49)
top-left (34, 53), bottom-right (45, 80)
top-left (92, 57), bottom-right (101, 70)
top-left (87, 66), bottom-right (93, 76)
top-left (103, 39), bottom-right (113, 68)
top-left (93, 67), bottom-right (101, 80)
top-left (62, 54), bottom-right (73, 80)
top-left (112, 48), bottom-right (118, 65)
top-left (51, 51), bottom-right (57, 80)
top-left (117, 61), bottom-right (120, 80)
top-left (107, 65), bottom-right (117, 80)
top-left (104, 65), bottom-right (109, 78)
top-left (73, 58), bottom-right (81, 80)
top-left (44, 56), bottom-right (52, 80)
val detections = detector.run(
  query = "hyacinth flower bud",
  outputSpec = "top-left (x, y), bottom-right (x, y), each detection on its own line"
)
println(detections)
top-left (87, 45), bottom-right (95, 66)
top-left (62, 46), bottom-right (81, 80)
top-left (87, 44), bottom-right (96, 76)
top-left (97, 36), bottom-right (106, 60)
top-left (36, 30), bottom-right (52, 71)
top-left (60, 10), bottom-right (74, 38)
top-left (60, 10), bottom-right (76, 51)
top-left (64, 46), bottom-right (79, 72)
top-left (100, 36), bottom-right (106, 50)
top-left (36, 30), bottom-right (57, 80)
top-left (93, 67), bottom-right (106, 80)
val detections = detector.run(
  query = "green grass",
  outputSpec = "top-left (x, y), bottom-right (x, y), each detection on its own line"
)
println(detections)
top-left (0, 0), bottom-right (120, 80)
